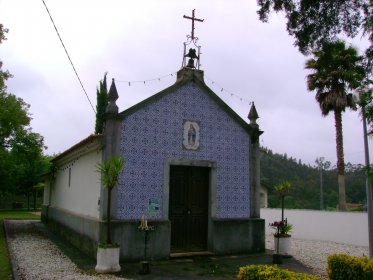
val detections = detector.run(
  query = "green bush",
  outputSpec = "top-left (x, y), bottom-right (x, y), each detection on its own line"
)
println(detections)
top-left (237, 264), bottom-right (319, 280)
top-left (327, 254), bottom-right (373, 280)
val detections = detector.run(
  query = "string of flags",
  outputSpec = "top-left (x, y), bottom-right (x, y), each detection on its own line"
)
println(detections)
top-left (115, 72), bottom-right (176, 86)
top-left (205, 75), bottom-right (252, 104)
top-left (114, 72), bottom-right (252, 104)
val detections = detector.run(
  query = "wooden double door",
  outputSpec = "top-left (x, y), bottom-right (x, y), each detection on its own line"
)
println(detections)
top-left (169, 165), bottom-right (209, 253)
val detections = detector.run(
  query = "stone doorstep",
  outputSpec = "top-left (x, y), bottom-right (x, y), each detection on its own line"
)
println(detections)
top-left (170, 251), bottom-right (214, 258)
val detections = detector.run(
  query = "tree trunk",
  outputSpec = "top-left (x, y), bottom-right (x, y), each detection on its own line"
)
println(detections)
top-left (33, 190), bottom-right (36, 210)
top-left (27, 193), bottom-right (30, 210)
top-left (107, 188), bottom-right (112, 244)
top-left (320, 167), bottom-right (324, 210)
top-left (334, 110), bottom-right (347, 211)
top-left (281, 196), bottom-right (285, 222)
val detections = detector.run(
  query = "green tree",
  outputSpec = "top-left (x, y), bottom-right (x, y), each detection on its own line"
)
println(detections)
top-left (0, 92), bottom-right (30, 148)
top-left (0, 24), bottom-right (11, 91)
top-left (10, 130), bottom-right (49, 209)
top-left (261, 148), bottom-right (367, 210)
top-left (274, 180), bottom-right (291, 222)
top-left (256, 0), bottom-right (372, 70)
top-left (95, 73), bottom-right (108, 134)
top-left (96, 156), bottom-right (124, 244)
top-left (315, 157), bottom-right (331, 210)
top-left (305, 40), bottom-right (365, 211)
top-left (357, 86), bottom-right (373, 135)
top-left (0, 24), bottom-right (48, 207)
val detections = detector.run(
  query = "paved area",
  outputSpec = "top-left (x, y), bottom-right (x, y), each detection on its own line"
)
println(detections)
top-left (5, 220), bottom-right (314, 279)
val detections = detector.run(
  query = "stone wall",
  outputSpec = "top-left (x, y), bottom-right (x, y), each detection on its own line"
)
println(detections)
top-left (261, 208), bottom-right (368, 247)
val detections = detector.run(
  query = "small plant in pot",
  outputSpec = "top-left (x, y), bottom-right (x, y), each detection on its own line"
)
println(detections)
top-left (272, 180), bottom-right (293, 260)
top-left (275, 180), bottom-right (291, 222)
top-left (95, 155), bottom-right (125, 273)
top-left (271, 218), bottom-right (293, 238)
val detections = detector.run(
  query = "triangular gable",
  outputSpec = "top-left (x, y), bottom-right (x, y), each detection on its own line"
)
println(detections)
top-left (119, 68), bottom-right (256, 136)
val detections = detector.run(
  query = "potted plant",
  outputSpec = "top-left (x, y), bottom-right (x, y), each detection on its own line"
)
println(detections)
top-left (272, 180), bottom-right (293, 259)
top-left (270, 218), bottom-right (293, 258)
top-left (275, 180), bottom-right (291, 222)
top-left (95, 155), bottom-right (125, 273)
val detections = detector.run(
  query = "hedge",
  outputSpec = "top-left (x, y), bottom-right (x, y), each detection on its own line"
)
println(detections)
top-left (237, 264), bottom-right (320, 280)
top-left (327, 254), bottom-right (373, 280)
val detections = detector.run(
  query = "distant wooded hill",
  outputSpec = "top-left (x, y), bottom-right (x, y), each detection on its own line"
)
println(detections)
top-left (260, 147), bottom-right (367, 210)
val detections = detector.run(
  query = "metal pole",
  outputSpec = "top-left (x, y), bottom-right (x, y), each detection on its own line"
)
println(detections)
top-left (361, 105), bottom-right (373, 258)
top-left (281, 196), bottom-right (284, 222)
top-left (320, 165), bottom-right (324, 210)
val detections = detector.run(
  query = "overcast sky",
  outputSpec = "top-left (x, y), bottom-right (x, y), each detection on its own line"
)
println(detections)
top-left (0, 0), bottom-right (371, 166)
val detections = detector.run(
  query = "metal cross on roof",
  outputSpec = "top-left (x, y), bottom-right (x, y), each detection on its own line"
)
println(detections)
top-left (183, 9), bottom-right (204, 40)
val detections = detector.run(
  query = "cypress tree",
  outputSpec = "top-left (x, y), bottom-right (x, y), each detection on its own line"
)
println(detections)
top-left (95, 73), bottom-right (108, 134)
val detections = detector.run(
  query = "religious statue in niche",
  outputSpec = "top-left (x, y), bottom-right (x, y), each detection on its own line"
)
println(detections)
top-left (183, 120), bottom-right (200, 150)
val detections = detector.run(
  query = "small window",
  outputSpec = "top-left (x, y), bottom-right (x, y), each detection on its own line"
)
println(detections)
top-left (68, 168), bottom-right (71, 187)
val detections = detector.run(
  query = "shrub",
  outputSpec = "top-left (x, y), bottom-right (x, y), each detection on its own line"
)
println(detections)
top-left (237, 264), bottom-right (320, 280)
top-left (327, 254), bottom-right (373, 280)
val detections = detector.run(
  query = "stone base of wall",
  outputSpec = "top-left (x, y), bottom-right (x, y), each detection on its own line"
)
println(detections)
top-left (42, 206), bottom-right (265, 261)
top-left (212, 218), bottom-right (265, 254)
top-left (41, 205), bottom-right (100, 259)
top-left (41, 206), bottom-right (170, 261)
top-left (112, 220), bottom-right (170, 261)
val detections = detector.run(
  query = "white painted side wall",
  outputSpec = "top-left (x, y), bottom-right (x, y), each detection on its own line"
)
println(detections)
top-left (43, 179), bottom-right (50, 206)
top-left (260, 186), bottom-right (268, 208)
top-left (50, 150), bottom-right (102, 219)
top-left (261, 208), bottom-right (368, 247)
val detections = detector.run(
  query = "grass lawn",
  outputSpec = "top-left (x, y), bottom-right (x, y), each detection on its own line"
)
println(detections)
top-left (0, 210), bottom-right (41, 279)
top-left (0, 210), bottom-right (41, 220)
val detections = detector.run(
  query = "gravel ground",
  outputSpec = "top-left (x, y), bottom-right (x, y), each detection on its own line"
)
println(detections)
top-left (6, 220), bottom-right (124, 280)
top-left (6, 220), bottom-right (369, 279)
top-left (266, 234), bottom-right (369, 277)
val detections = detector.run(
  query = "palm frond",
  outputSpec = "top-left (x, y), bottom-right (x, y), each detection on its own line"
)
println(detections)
top-left (96, 156), bottom-right (125, 190)
top-left (305, 39), bottom-right (365, 116)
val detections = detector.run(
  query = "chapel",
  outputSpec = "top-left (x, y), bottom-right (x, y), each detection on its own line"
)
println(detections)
top-left (42, 10), bottom-right (265, 261)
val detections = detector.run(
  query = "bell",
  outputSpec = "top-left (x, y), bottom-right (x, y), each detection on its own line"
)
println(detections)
top-left (185, 48), bottom-right (198, 59)
top-left (186, 58), bottom-right (195, 68)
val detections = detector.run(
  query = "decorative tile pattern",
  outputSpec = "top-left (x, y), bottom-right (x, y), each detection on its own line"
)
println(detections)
top-left (118, 82), bottom-right (251, 220)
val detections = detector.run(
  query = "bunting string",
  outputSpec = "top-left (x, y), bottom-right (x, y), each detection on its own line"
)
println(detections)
top-left (115, 72), bottom-right (176, 86)
top-left (114, 71), bottom-right (252, 105)
top-left (205, 75), bottom-right (252, 104)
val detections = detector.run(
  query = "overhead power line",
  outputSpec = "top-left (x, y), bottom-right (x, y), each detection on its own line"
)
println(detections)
top-left (41, 0), bottom-right (96, 114)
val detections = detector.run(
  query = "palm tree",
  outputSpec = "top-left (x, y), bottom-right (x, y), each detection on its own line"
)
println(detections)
top-left (96, 155), bottom-right (125, 244)
top-left (305, 40), bottom-right (365, 211)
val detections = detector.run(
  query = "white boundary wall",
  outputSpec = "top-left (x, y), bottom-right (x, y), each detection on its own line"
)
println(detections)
top-left (261, 208), bottom-right (368, 247)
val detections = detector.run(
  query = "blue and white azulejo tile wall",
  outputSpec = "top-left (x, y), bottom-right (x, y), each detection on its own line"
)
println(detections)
top-left (117, 82), bottom-right (251, 220)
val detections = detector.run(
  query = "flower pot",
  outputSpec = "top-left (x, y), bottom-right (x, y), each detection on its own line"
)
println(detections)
top-left (95, 246), bottom-right (121, 273)
top-left (274, 236), bottom-right (292, 256)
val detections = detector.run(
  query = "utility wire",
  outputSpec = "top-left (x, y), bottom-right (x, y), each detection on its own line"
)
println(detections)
top-left (41, 0), bottom-right (96, 114)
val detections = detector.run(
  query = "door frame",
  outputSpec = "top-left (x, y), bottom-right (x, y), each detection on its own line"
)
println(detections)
top-left (163, 158), bottom-right (217, 253)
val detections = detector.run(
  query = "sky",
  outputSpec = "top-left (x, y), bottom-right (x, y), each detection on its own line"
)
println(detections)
top-left (0, 0), bottom-right (371, 166)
